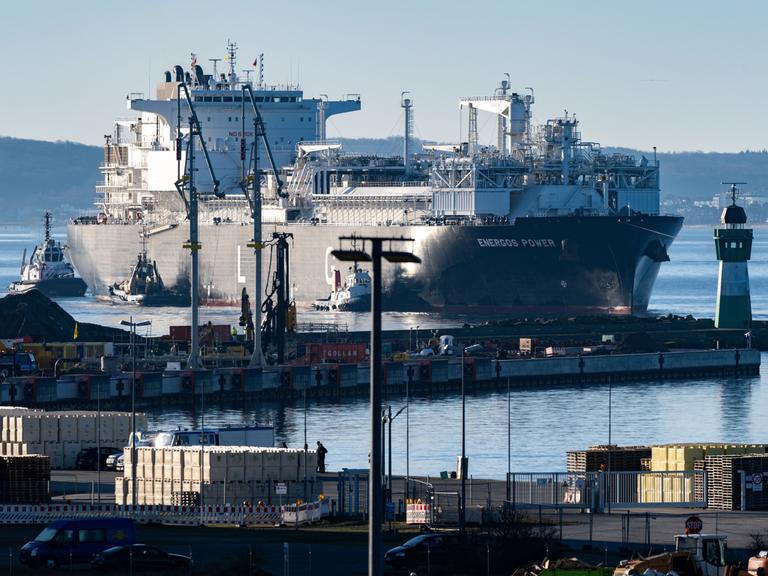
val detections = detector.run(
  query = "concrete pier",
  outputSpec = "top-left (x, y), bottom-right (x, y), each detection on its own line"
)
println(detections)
top-left (2, 347), bottom-right (759, 408)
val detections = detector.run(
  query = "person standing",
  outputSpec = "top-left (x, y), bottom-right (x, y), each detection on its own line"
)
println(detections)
top-left (316, 441), bottom-right (328, 473)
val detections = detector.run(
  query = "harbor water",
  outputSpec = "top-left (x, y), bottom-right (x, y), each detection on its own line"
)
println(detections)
top-left (0, 226), bottom-right (765, 476)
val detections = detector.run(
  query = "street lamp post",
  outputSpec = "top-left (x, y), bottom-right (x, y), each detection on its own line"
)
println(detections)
top-left (460, 346), bottom-right (467, 534)
top-left (332, 236), bottom-right (420, 576)
top-left (120, 316), bottom-right (151, 510)
top-left (406, 365), bottom-right (413, 499)
top-left (304, 374), bottom-right (309, 501)
top-left (507, 376), bottom-right (511, 502)
top-left (97, 372), bottom-right (101, 504)
top-left (384, 405), bottom-right (406, 505)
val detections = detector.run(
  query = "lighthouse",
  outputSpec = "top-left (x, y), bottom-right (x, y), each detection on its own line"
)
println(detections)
top-left (714, 182), bottom-right (752, 328)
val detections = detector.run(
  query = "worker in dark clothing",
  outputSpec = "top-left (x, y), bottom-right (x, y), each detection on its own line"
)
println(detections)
top-left (316, 441), bottom-right (328, 473)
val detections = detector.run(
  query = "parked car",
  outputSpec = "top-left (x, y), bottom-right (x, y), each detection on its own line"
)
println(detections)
top-left (115, 454), bottom-right (124, 472)
top-left (384, 532), bottom-right (458, 571)
top-left (75, 447), bottom-right (122, 470)
top-left (19, 518), bottom-right (136, 569)
top-left (91, 544), bottom-right (192, 572)
top-left (105, 451), bottom-right (123, 470)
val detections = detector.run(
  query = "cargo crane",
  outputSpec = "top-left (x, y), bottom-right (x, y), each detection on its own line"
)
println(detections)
top-left (174, 80), bottom-right (222, 369)
top-left (238, 77), bottom-right (287, 366)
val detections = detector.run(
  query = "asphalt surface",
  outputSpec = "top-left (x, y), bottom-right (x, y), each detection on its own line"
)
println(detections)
top-left (2, 523), bottom-right (372, 575)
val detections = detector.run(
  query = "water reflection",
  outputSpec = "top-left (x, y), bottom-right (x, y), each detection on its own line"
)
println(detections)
top-left (719, 376), bottom-right (752, 439)
top-left (143, 359), bottom-right (764, 478)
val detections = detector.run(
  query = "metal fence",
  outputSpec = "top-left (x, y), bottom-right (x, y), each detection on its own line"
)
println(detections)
top-left (507, 471), bottom-right (706, 511)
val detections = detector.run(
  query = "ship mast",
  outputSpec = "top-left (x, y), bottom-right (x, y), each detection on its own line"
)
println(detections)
top-left (44, 212), bottom-right (51, 244)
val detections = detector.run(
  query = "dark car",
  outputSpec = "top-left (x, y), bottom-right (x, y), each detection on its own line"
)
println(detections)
top-left (384, 532), bottom-right (458, 571)
top-left (20, 518), bottom-right (136, 568)
top-left (75, 447), bottom-right (122, 470)
top-left (91, 544), bottom-right (192, 573)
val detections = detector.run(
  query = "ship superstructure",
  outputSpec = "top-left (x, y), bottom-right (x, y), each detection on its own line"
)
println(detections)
top-left (11, 212), bottom-right (87, 297)
top-left (68, 47), bottom-right (682, 314)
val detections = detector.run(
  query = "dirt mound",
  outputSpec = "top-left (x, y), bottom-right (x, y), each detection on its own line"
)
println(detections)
top-left (0, 290), bottom-right (124, 342)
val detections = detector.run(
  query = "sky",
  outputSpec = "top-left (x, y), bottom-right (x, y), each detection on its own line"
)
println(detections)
top-left (1, 0), bottom-right (767, 152)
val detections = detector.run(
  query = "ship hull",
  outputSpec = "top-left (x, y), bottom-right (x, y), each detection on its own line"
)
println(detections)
top-left (9, 278), bottom-right (87, 298)
top-left (67, 215), bottom-right (683, 315)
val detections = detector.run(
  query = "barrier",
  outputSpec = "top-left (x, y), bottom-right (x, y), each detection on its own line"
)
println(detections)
top-left (0, 502), bottom-right (285, 526)
top-left (280, 499), bottom-right (330, 525)
top-left (406, 502), bottom-right (432, 524)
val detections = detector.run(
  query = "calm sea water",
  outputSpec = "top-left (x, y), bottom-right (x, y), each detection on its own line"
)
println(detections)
top-left (0, 225), bottom-right (765, 475)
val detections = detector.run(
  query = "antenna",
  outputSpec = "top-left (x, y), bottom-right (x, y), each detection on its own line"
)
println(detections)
top-left (44, 212), bottom-right (51, 244)
top-left (209, 58), bottom-right (221, 81)
top-left (721, 181), bottom-right (747, 206)
top-left (226, 39), bottom-right (238, 76)
top-left (259, 53), bottom-right (264, 87)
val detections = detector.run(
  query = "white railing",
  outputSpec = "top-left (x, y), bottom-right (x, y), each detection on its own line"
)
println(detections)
top-left (0, 501), bottom-right (330, 526)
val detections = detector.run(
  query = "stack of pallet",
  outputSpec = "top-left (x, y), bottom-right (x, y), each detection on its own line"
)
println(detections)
top-left (116, 446), bottom-right (318, 506)
top-left (637, 444), bottom-right (768, 504)
top-left (566, 445), bottom-right (651, 473)
top-left (705, 453), bottom-right (768, 510)
top-left (0, 455), bottom-right (50, 503)
top-left (649, 444), bottom-right (768, 471)
top-left (0, 410), bottom-right (148, 469)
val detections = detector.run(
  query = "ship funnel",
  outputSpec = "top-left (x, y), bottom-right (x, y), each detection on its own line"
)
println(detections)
top-left (194, 65), bottom-right (205, 85)
top-left (164, 71), bottom-right (172, 82)
top-left (401, 92), bottom-right (413, 178)
top-left (174, 65), bottom-right (184, 83)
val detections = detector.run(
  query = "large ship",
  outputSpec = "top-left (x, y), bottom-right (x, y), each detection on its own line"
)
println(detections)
top-left (67, 43), bottom-right (683, 315)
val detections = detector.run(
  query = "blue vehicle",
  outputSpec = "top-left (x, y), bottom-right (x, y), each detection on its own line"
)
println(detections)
top-left (20, 518), bottom-right (136, 568)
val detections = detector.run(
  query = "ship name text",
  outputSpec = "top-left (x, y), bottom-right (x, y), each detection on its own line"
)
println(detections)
top-left (477, 238), bottom-right (556, 248)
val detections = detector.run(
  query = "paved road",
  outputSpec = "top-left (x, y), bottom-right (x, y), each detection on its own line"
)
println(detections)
top-left (1, 523), bottom-right (372, 575)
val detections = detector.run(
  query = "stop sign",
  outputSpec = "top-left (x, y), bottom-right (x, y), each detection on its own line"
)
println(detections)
top-left (685, 515), bottom-right (703, 534)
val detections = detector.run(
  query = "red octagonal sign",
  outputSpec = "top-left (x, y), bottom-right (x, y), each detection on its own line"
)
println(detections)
top-left (685, 515), bottom-right (703, 534)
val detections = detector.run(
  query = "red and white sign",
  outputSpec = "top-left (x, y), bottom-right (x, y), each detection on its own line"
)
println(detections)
top-left (685, 515), bottom-right (703, 534)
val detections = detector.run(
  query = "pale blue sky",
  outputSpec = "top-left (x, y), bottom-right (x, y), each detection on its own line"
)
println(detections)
top-left (1, 0), bottom-right (766, 151)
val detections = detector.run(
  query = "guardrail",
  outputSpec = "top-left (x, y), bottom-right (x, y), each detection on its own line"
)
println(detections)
top-left (0, 501), bottom-right (330, 527)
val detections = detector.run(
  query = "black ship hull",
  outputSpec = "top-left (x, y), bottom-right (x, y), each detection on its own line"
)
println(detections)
top-left (9, 278), bottom-right (87, 298)
top-left (403, 215), bottom-right (683, 314)
top-left (68, 214), bottom-right (683, 315)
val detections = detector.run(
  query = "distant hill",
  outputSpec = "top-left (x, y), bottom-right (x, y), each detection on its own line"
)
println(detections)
top-left (605, 147), bottom-right (768, 201)
top-left (2, 136), bottom-right (767, 224)
top-left (0, 137), bottom-right (101, 224)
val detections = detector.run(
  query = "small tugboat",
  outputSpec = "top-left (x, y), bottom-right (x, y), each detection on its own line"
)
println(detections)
top-left (107, 252), bottom-right (189, 306)
top-left (9, 212), bottom-right (87, 297)
top-left (313, 266), bottom-right (371, 311)
top-left (105, 231), bottom-right (189, 306)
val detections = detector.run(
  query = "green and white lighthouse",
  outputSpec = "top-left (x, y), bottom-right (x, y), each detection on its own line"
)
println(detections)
top-left (714, 182), bottom-right (752, 329)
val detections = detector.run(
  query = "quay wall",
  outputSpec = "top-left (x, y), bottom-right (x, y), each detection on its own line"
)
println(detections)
top-left (1, 348), bottom-right (759, 408)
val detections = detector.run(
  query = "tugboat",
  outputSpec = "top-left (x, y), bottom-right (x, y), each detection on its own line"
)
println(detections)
top-left (105, 231), bottom-right (189, 306)
top-left (313, 266), bottom-right (371, 311)
top-left (9, 212), bottom-right (87, 297)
